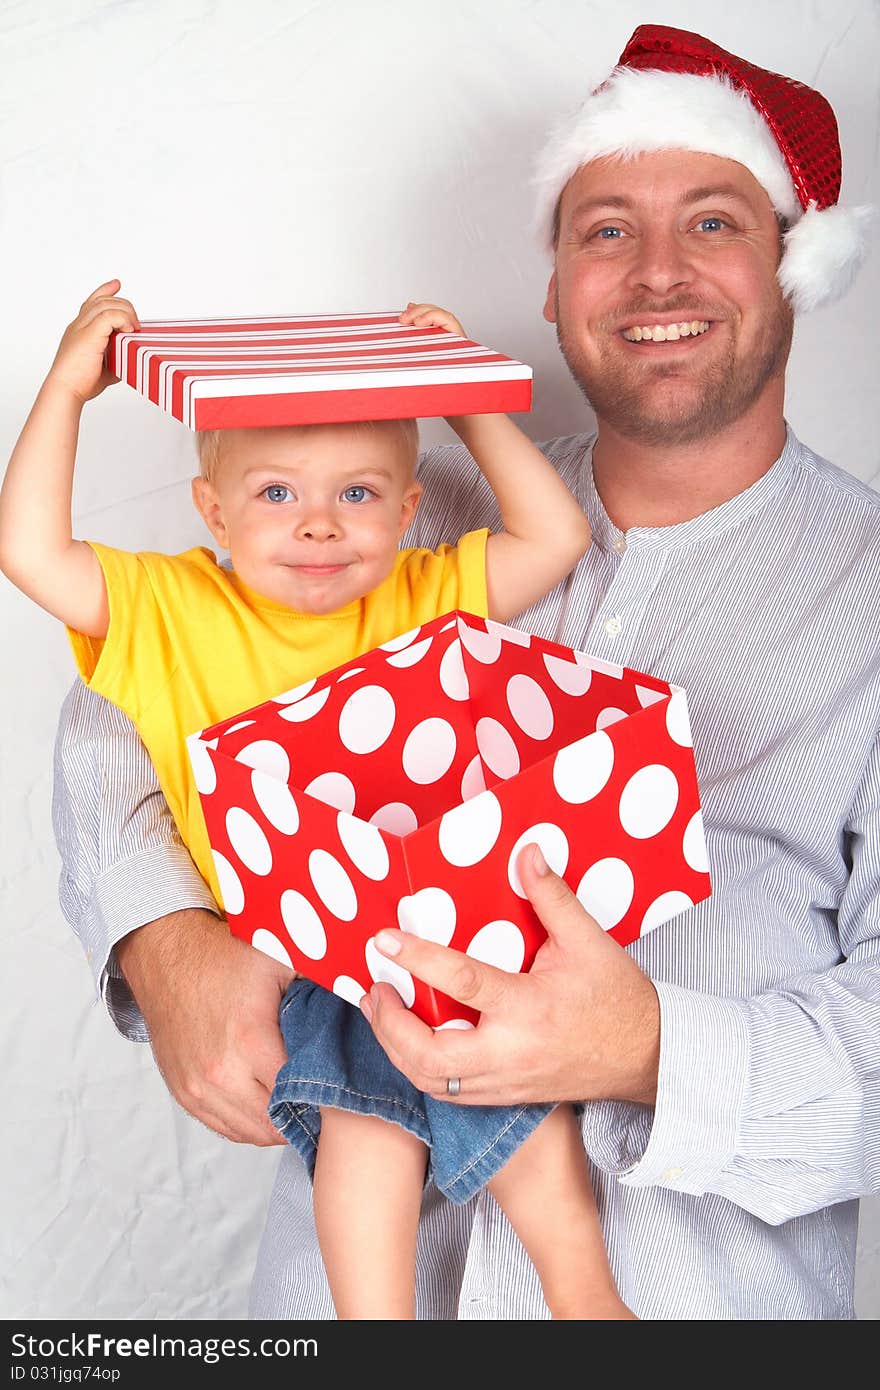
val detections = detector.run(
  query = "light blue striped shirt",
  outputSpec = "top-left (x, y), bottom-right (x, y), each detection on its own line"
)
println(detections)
top-left (54, 427), bottom-right (880, 1318)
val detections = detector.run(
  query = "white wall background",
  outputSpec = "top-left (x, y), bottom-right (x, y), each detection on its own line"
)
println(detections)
top-left (2, 0), bottom-right (878, 1320)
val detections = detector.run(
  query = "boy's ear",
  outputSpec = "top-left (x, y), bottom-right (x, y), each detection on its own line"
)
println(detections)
top-left (398, 480), bottom-right (423, 537)
top-left (191, 476), bottom-right (229, 549)
top-left (542, 270), bottom-right (558, 324)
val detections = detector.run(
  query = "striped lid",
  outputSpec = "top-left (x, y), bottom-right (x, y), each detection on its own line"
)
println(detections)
top-left (106, 311), bottom-right (532, 429)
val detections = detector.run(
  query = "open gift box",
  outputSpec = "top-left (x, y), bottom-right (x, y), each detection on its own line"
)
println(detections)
top-left (188, 611), bottom-right (711, 1027)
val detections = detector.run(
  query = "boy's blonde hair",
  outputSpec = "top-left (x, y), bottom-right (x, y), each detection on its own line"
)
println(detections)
top-left (196, 418), bottom-right (420, 483)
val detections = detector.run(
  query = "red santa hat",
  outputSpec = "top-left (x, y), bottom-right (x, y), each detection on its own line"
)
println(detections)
top-left (534, 25), bottom-right (872, 313)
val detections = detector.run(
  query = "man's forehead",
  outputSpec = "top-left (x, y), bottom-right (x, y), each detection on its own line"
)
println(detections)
top-left (560, 149), bottom-right (770, 216)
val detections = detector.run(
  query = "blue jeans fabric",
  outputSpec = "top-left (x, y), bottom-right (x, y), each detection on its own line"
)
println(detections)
top-left (269, 976), bottom-right (553, 1204)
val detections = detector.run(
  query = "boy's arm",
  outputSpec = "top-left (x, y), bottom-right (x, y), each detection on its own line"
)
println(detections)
top-left (0, 280), bottom-right (138, 636)
top-left (400, 303), bottom-right (590, 622)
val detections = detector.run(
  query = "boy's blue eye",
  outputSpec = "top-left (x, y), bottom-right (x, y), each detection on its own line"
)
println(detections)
top-left (342, 485), bottom-right (371, 503)
top-left (263, 484), bottom-right (294, 503)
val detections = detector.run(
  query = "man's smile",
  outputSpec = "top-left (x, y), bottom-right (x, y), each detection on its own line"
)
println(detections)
top-left (620, 319), bottom-right (712, 343)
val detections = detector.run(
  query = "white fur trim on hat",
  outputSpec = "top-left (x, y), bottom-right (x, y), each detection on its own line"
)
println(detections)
top-left (778, 202), bottom-right (873, 313)
top-left (534, 66), bottom-right (802, 251)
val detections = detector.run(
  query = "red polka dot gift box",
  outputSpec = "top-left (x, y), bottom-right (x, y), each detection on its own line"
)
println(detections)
top-left (188, 612), bottom-right (711, 1028)
top-left (105, 312), bottom-right (532, 429)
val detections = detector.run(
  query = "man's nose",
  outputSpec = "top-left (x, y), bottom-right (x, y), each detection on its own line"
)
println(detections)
top-left (627, 227), bottom-right (695, 297)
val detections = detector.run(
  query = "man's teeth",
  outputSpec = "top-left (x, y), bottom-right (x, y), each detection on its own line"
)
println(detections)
top-left (622, 321), bottom-right (711, 342)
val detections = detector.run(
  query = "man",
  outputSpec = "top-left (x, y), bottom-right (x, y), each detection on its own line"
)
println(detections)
top-left (55, 25), bottom-right (878, 1318)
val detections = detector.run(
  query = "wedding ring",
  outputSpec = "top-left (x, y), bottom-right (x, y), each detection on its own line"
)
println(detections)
top-left (446, 1077), bottom-right (461, 1097)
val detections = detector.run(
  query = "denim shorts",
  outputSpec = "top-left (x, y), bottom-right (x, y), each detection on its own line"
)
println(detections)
top-left (268, 976), bottom-right (553, 1205)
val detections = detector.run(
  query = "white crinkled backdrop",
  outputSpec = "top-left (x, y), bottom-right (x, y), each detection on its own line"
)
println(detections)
top-left (1, 0), bottom-right (878, 1319)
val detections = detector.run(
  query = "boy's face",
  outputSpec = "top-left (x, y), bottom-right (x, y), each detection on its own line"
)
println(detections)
top-left (192, 422), bottom-right (422, 614)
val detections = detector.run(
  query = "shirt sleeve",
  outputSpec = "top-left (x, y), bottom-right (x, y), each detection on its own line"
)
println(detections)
top-left (397, 529), bottom-right (490, 621)
top-left (52, 679), bottom-right (220, 1042)
top-left (582, 726), bottom-right (880, 1226)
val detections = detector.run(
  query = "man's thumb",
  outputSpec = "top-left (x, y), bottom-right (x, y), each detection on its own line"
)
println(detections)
top-left (517, 843), bottom-right (603, 946)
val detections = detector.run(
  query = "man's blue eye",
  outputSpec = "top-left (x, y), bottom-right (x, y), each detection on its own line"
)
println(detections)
top-left (697, 217), bottom-right (725, 232)
top-left (342, 485), bottom-right (370, 503)
top-left (597, 226), bottom-right (623, 239)
top-left (264, 484), bottom-right (293, 503)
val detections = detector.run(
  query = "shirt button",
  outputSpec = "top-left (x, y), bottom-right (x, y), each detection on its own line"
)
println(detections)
top-left (612, 534), bottom-right (627, 554)
top-left (664, 1166), bottom-right (684, 1182)
top-left (604, 614), bottom-right (622, 638)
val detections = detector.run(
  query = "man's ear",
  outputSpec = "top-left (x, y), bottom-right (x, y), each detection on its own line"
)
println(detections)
top-left (398, 480), bottom-right (423, 537)
top-left (542, 270), bottom-right (558, 324)
top-left (191, 476), bottom-right (229, 549)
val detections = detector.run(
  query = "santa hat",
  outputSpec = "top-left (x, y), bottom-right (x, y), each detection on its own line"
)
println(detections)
top-left (534, 25), bottom-right (872, 313)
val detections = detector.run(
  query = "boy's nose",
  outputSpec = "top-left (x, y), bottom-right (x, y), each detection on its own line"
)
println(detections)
top-left (295, 510), bottom-right (340, 542)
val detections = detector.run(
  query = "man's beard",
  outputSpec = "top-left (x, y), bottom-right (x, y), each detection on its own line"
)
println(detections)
top-left (555, 290), bottom-right (794, 448)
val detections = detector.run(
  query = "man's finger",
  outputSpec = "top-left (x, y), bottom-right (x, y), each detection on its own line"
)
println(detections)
top-left (371, 929), bottom-right (514, 1013)
top-left (364, 982), bottom-right (485, 1091)
top-left (517, 843), bottom-right (606, 949)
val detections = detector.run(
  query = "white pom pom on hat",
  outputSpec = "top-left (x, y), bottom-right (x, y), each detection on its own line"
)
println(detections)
top-left (534, 25), bottom-right (872, 314)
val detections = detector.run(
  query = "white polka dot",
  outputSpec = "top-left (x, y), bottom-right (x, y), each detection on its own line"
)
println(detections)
top-left (485, 619), bottom-right (531, 647)
top-left (636, 684), bottom-right (668, 708)
top-left (337, 667), bottom-right (365, 682)
top-left (251, 769), bottom-right (299, 835)
top-left (641, 890), bottom-right (694, 935)
top-left (683, 811), bottom-right (709, 873)
top-left (575, 858), bottom-right (635, 931)
top-left (402, 718), bottom-right (457, 784)
top-left (277, 688), bottom-right (331, 722)
top-left (380, 627), bottom-right (420, 652)
top-left (543, 653), bottom-right (592, 696)
top-left (507, 824), bottom-right (569, 898)
top-left (466, 920), bottom-right (525, 973)
top-left (461, 754), bottom-right (487, 801)
top-left (213, 851), bottom-right (244, 915)
top-left (280, 889), bottom-right (327, 959)
top-left (507, 674), bottom-right (554, 741)
top-left (386, 636), bottom-right (433, 668)
top-left (333, 974), bottom-right (367, 1007)
top-left (553, 731), bottom-right (614, 804)
top-left (439, 791), bottom-right (503, 867)
top-left (338, 684), bottom-right (396, 755)
top-left (619, 765), bottom-right (679, 839)
top-left (666, 690), bottom-right (693, 746)
top-left (224, 719), bottom-right (257, 736)
top-left (235, 739), bottom-right (290, 780)
top-left (596, 706), bottom-right (628, 730)
top-left (251, 928), bottom-right (293, 968)
top-left (305, 772), bottom-right (356, 813)
top-left (272, 677), bottom-right (316, 704)
top-left (440, 619), bottom-right (458, 632)
top-left (589, 656), bottom-right (625, 678)
top-left (439, 639), bottom-right (470, 701)
top-left (370, 802), bottom-right (419, 836)
top-left (459, 622), bottom-right (502, 664)
top-left (187, 735), bottom-right (216, 794)
top-left (476, 718), bottom-right (520, 780)
top-left (337, 812), bottom-right (390, 880)
top-left (434, 1018), bottom-right (475, 1031)
top-left (365, 937), bottom-right (415, 1007)
top-left (226, 807), bottom-right (273, 875)
top-left (397, 888), bottom-right (457, 945)
top-left (308, 849), bottom-right (358, 921)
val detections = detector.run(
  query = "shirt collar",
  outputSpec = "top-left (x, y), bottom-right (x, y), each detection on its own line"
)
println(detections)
top-left (578, 424), bottom-right (802, 554)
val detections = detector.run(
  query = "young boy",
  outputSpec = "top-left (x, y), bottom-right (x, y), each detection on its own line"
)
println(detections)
top-left (0, 281), bottom-right (633, 1320)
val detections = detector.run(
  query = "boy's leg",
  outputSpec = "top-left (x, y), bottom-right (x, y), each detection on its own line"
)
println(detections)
top-left (487, 1104), bottom-right (635, 1319)
top-left (313, 1107), bottom-right (429, 1320)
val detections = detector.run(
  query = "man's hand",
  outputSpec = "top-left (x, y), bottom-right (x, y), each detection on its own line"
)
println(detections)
top-left (361, 846), bottom-right (660, 1108)
top-left (116, 908), bottom-right (293, 1145)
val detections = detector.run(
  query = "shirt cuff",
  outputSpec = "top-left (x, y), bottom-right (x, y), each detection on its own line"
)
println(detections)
top-left (86, 846), bottom-right (219, 1041)
top-left (614, 982), bottom-right (752, 1194)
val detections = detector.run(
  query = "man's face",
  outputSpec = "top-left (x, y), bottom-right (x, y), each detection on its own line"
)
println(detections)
top-left (192, 422), bottom-right (422, 614)
top-left (544, 149), bottom-right (794, 446)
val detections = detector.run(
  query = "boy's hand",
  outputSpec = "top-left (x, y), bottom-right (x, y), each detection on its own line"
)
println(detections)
top-left (47, 279), bottom-right (140, 404)
top-left (400, 302), bottom-right (467, 338)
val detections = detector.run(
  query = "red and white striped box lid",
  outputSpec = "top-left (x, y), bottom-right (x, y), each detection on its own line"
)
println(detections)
top-left (106, 311), bottom-right (533, 429)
